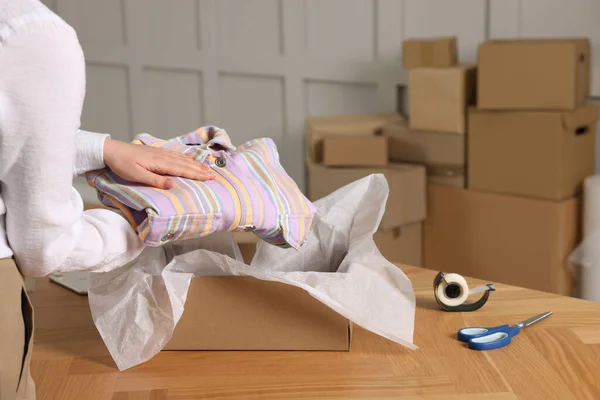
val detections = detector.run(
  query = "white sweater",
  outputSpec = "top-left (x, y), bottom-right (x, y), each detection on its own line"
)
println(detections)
top-left (0, 0), bottom-right (145, 276)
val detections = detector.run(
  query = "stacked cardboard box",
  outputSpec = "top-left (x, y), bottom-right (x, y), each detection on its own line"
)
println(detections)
top-left (382, 120), bottom-right (466, 188)
top-left (305, 114), bottom-right (426, 266)
top-left (387, 36), bottom-right (473, 188)
top-left (424, 38), bottom-right (597, 296)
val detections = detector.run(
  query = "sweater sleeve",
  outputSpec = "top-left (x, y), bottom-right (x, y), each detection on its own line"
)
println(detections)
top-left (0, 21), bottom-right (146, 277)
top-left (74, 129), bottom-right (110, 177)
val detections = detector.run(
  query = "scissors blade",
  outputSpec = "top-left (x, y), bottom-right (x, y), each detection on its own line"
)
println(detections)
top-left (517, 311), bottom-right (553, 328)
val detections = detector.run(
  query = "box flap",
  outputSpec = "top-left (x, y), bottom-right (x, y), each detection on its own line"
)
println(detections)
top-left (562, 103), bottom-right (599, 129)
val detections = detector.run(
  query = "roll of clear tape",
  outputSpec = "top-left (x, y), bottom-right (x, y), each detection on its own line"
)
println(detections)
top-left (435, 273), bottom-right (469, 307)
top-left (433, 272), bottom-right (495, 312)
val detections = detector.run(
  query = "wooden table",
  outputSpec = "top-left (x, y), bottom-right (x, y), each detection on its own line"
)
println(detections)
top-left (29, 266), bottom-right (600, 399)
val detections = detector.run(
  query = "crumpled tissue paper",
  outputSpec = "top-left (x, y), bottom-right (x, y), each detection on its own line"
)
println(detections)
top-left (88, 173), bottom-right (417, 371)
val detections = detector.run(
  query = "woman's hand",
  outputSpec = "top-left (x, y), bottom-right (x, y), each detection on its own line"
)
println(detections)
top-left (103, 138), bottom-right (216, 189)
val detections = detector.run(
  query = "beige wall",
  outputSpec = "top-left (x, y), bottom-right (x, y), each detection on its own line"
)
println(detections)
top-left (40, 0), bottom-right (600, 201)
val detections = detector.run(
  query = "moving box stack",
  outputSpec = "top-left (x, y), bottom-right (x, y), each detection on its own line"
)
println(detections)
top-left (305, 114), bottom-right (426, 267)
top-left (301, 36), bottom-right (596, 296)
top-left (384, 36), bottom-right (472, 188)
top-left (424, 38), bottom-right (597, 296)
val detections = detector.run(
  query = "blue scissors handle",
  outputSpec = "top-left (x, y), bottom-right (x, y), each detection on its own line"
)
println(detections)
top-left (457, 312), bottom-right (552, 351)
top-left (457, 324), bottom-right (510, 342)
top-left (467, 326), bottom-right (522, 350)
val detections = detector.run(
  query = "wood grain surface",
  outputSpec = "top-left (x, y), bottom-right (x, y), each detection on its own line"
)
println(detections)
top-left (29, 266), bottom-right (600, 399)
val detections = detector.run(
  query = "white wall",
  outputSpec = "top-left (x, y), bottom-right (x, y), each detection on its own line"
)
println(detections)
top-left (40, 0), bottom-right (600, 200)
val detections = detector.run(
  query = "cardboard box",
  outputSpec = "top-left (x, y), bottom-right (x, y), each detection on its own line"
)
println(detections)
top-left (427, 164), bottom-right (466, 188)
top-left (164, 276), bottom-right (351, 350)
top-left (322, 136), bottom-right (388, 167)
top-left (232, 221), bottom-right (424, 267)
top-left (238, 243), bottom-right (256, 264)
top-left (374, 222), bottom-right (422, 267)
top-left (477, 39), bottom-right (591, 110)
top-left (83, 202), bottom-right (104, 210)
top-left (383, 121), bottom-right (465, 166)
top-left (468, 103), bottom-right (598, 200)
top-left (382, 121), bottom-right (466, 188)
top-left (402, 37), bottom-right (457, 69)
top-left (423, 185), bottom-right (580, 296)
top-left (408, 65), bottom-right (477, 134)
top-left (307, 161), bottom-right (426, 230)
top-left (234, 220), bottom-right (423, 268)
top-left (232, 232), bottom-right (258, 264)
top-left (306, 113), bottom-right (404, 163)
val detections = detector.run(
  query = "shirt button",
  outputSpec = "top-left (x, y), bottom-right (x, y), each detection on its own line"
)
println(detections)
top-left (162, 231), bottom-right (176, 241)
top-left (215, 157), bottom-right (227, 168)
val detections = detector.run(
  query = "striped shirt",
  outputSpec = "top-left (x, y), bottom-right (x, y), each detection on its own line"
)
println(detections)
top-left (86, 126), bottom-right (316, 248)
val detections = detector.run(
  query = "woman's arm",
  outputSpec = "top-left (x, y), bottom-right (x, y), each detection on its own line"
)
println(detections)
top-left (0, 22), bottom-right (147, 277)
top-left (74, 129), bottom-right (110, 177)
top-left (74, 126), bottom-right (217, 189)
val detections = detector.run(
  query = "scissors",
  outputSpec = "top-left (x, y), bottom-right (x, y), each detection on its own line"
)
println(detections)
top-left (457, 311), bottom-right (552, 351)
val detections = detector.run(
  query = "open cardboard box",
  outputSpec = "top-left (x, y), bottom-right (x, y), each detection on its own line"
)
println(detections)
top-left (164, 276), bottom-right (352, 351)
top-left (83, 203), bottom-right (353, 351)
top-left (162, 234), bottom-right (354, 351)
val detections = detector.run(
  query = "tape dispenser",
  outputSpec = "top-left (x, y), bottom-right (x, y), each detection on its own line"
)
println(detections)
top-left (433, 272), bottom-right (495, 312)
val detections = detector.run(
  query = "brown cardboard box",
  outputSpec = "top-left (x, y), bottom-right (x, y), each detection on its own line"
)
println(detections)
top-left (423, 185), bottom-right (580, 296)
top-left (382, 121), bottom-right (466, 188)
top-left (383, 121), bottom-right (465, 165)
top-left (83, 203), bottom-right (104, 210)
top-left (427, 164), bottom-right (466, 188)
top-left (232, 232), bottom-right (258, 264)
top-left (468, 103), bottom-right (598, 200)
top-left (238, 243), bottom-right (256, 264)
top-left (322, 136), bottom-right (388, 167)
top-left (402, 37), bottom-right (457, 69)
top-left (236, 222), bottom-right (424, 267)
top-left (306, 113), bottom-right (404, 163)
top-left (477, 39), bottom-right (591, 110)
top-left (408, 65), bottom-right (477, 134)
top-left (307, 161), bottom-right (426, 229)
top-left (374, 222), bottom-right (422, 267)
top-left (165, 276), bottom-right (351, 350)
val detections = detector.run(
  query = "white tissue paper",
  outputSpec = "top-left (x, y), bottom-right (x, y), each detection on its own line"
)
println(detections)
top-left (88, 174), bottom-right (417, 371)
top-left (568, 175), bottom-right (600, 301)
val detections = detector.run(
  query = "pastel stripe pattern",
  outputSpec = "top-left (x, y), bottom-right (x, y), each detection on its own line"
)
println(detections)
top-left (86, 126), bottom-right (316, 249)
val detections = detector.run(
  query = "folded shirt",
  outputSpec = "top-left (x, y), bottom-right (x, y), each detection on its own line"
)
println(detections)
top-left (86, 126), bottom-right (316, 248)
